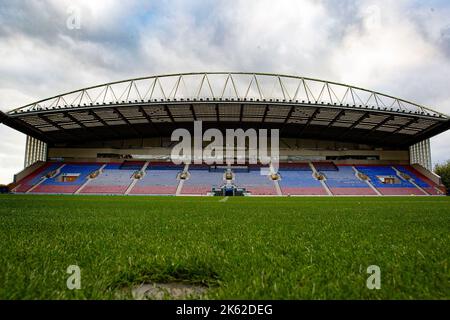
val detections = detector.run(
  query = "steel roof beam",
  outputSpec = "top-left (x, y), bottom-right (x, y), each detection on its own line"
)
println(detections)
top-left (337, 112), bottom-right (370, 139)
top-left (113, 107), bottom-right (142, 137)
top-left (262, 105), bottom-right (269, 123)
top-left (88, 110), bottom-right (121, 138)
top-left (360, 115), bottom-right (395, 139)
top-left (299, 107), bottom-right (320, 136)
top-left (37, 114), bottom-right (80, 141)
top-left (283, 105), bottom-right (295, 124)
top-left (376, 118), bottom-right (419, 144)
top-left (190, 104), bottom-right (197, 121)
top-left (63, 111), bottom-right (104, 141)
top-left (239, 104), bottom-right (244, 122)
top-left (138, 105), bottom-right (161, 136)
top-left (215, 103), bottom-right (219, 122)
top-left (326, 109), bottom-right (346, 128)
top-left (164, 105), bottom-right (175, 123)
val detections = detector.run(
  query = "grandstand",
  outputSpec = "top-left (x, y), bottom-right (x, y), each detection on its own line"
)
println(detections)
top-left (130, 162), bottom-right (183, 195)
top-left (1, 72), bottom-right (449, 196)
top-left (80, 163), bottom-right (136, 195)
top-left (181, 165), bottom-right (224, 195)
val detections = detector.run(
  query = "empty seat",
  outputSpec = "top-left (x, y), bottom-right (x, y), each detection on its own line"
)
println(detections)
top-left (81, 163), bottom-right (135, 195)
top-left (324, 166), bottom-right (376, 195)
top-left (395, 165), bottom-right (441, 195)
top-left (181, 166), bottom-right (224, 195)
top-left (234, 168), bottom-right (277, 195)
top-left (356, 165), bottom-right (424, 195)
top-left (14, 162), bottom-right (61, 193)
top-left (33, 163), bottom-right (102, 194)
top-left (130, 163), bottom-right (183, 195)
top-left (278, 168), bottom-right (326, 195)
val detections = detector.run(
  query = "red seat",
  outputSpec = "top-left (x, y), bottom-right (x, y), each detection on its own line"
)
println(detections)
top-left (329, 187), bottom-right (377, 195)
top-left (378, 188), bottom-right (425, 195)
top-left (32, 185), bottom-right (80, 194)
top-left (281, 187), bottom-right (327, 195)
top-left (130, 186), bottom-right (177, 195)
top-left (80, 185), bottom-right (128, 194)
top-left (181, 186), bottom-right (211, 195)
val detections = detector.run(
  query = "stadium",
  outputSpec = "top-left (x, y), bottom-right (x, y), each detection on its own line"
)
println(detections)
top-left (0, 72), bottom-right (449, 196)
top-left (1, 72), bottom-right (450, 301)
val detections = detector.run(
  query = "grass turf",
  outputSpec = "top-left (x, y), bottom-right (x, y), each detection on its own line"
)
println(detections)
top-left (0, 194), bottom-right (448, 299)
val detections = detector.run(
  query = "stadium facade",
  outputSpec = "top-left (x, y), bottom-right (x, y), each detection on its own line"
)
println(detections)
top-left (1, 72), bottom-right (449, 196)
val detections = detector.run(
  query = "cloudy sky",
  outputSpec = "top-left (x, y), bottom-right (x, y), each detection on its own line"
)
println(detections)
top-left (0, 0), bottom-right (449, 183)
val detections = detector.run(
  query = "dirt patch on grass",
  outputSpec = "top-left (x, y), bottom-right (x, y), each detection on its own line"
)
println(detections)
top-left (132, 282), bottom-right (208, 300)
top-left (111, 263), bottom-right (219, 299)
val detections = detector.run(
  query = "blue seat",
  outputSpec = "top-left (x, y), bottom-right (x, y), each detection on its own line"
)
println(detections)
top-left (355, 166), bottom-right (415, 188)
top-left (324, 166), bottom-right (367, 188)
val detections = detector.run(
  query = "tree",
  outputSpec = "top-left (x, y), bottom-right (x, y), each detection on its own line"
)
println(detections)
top-left (435, 160), bottom-right (450, 193)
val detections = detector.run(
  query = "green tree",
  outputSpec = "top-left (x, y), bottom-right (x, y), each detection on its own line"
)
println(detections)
top-left (435, 160), bottom-right (450, 192)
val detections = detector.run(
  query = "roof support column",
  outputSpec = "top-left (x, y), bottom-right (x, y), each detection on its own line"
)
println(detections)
top-left (410, 139), bottom-right (432, 171)
top-left (24, 135), bottom-right (30, 168)
top-left (24, 136), bottom-right (47, 168)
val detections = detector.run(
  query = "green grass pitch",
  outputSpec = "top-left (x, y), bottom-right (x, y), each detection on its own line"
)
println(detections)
top-left (0, 194), bottom-right (448, 299)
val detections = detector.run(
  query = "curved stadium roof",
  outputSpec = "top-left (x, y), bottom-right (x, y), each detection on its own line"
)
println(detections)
top-left (0, 72), bottom-right (449, 147)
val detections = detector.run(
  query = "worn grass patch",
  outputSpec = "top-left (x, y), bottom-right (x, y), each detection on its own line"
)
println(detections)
top-left (111, 263), bottom-right (219, 299)
top-left (131, 282), bottom-right (208, 300)
top-left (0, 195), bottom-right (448, 299)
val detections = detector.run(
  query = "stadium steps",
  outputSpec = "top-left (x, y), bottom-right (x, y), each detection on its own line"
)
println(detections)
top-left (74, 163), bottom-right (107, 194)
top-left (80, 164), bottom-right (135, 195)
top-left (27, 164), bottom-right (66, 193)
top-left (13, 161), bottom-right (444, 196)
top-left (128, 162), bottom-right (183, 195)
top-left (12, 161), bottom-right (52, 193)
top-left (320, 166), bottom-right (378, 196)
top-left (273, 180), bottom-right (282, 196)
top-left (181, 164), bottom-right (225, 195)
top-left (233, 167), bottom-right (278, 196)
top-left (11, 161), bottom-right (45, 192)
top-left (270, 163), bottom-right (282, 196)
top-left (32, 163), bottom-right (104, 194)
top-left (309, 162), bottom-right (332, 195)
top-left (176, 164), bottom-right (189, 196)
top-left (391, 166), bottom-right (428, 195)
top-left (278, 162), bottom-right (327, 195)
top-left (396, 165), bottom-right (445, 195)
top-left (126, 161), bottom-right (149, 195)
top-left (351, 166), bottom-right (381, 196)
top-left (355, 165), bottom-right (425, 196)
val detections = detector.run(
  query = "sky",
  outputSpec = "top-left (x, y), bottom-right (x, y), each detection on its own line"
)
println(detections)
top-left (0, 0), bottom-right (449, 184)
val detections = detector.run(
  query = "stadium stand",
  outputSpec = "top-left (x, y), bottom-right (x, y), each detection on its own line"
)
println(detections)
top-left (130, 162), bottom-right (183, 195)
top-left (322, 165), bottom-right (376, 195)
top-left (394, 165), bottom-right (443, 195)
top-left (233, 167), bottom-right (278, 195)
top-left (33, 163), bottom-right (102, 194)
top-left (355, 165), bottom-right (424, 195)
top-left (80, 163), bottom-right (138, 194)
top-left (13, 162), bottom-right (61, 193)
top-left (278, 163), bottom-right (327, 195)
top-left (181, 165), bottom-right (224, 195)
top-left (11, 161), bottom-right (445, 196)
top-left (3, 72), bottom-right (448, 197)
